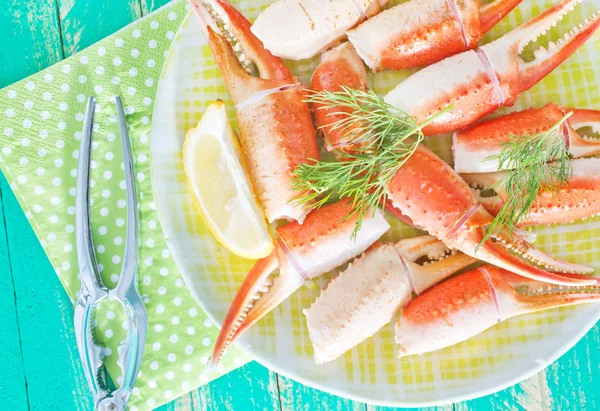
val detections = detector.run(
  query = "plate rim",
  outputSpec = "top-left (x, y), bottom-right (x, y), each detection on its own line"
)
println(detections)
top-left (149, 5), bottom-right (600, 407)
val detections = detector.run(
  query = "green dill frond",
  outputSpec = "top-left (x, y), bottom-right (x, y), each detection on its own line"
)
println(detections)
top-left (479, 112), bottom-right (573, 248)
top-left (293, 87), bottom-right (448, 238)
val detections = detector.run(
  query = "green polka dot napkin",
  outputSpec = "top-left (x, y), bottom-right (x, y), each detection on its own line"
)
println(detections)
top-left (0, 1), bottom-right (248, 409)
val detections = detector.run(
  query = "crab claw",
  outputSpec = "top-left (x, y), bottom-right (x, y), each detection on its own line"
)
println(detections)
top-left (385, 0), bottom-right (600, 136)
top-left (479, 0), bottom-right (524, 33)
top-left (387, 145), bottom-right (596, 286)
top-left (304, 235), bottom-right (476, 364)
top-left (567, 107), bottom-right (600, 158)
top-left (189, 0), bottom-right (294, 101)
top-left (310, 42), bottom-right (369, 151)
top-left (453, 104), bottom-right (600, 173)
top-left (251, 0), bottom-right (389, 60)
top-left (384, 199), bottom-right (421, 229)
top-left (481, 0), bottom-right (600, 105)
top-left (461, 158), bottom-right (600, 227)
top-left (394, 236), bottom-right (477, 294)
top-left (188, 0), bottom-right (319, 223)
top-left (348, 0), bottom-right (522, 72)
top-left (395, 264), bottom-right (600, 357)
top-left (453, 205), bottom-right (595, 282)
top-left (209, 200), bottom-right (390, 366)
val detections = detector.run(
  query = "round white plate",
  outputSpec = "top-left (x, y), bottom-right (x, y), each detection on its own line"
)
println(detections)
top-left (150, 0), bottom-right (600, 406)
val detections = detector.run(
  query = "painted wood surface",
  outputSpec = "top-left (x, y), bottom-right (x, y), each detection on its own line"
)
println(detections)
top-left (0, 1), bottom-right (597, 410)
top-left (0, 178), bottom-right (29, 411)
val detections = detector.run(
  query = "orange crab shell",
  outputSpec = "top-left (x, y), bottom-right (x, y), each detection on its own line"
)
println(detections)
top-left (396, 265), bottom-right (600, 357)
top-left (461, 158), bottom-right (600, 227)
top-left (453, 103), bottom-right (600, 173)
top-left (310, 42), bottom-right (370, 151)
top-left (385, 0), bottom-right (600, 136)
top-left (347, 0), bottom-right (520, 71)
top-left (388, 144), bottom-right (477, 242)
top-left (387, 145), bottom-right (595, 285)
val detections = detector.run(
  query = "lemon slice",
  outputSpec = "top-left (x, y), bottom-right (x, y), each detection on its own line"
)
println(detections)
top-left (183, 101), bottom-right (274, 259)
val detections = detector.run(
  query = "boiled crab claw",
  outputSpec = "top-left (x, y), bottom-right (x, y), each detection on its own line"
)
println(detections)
top-left (385, 0), bottom-right (600, 136)
top-left (348, 0), bottom-right (522, 71)
top-left (188, 0), bottom-right (319, 223)
top-left (396, 264), bottom-right (600, 357)
top-left (387, 144), bottom-right (596, 285)
top-left (453, 103), bottom-right (600, 173)
top-left (461, 158), bottom-right (600, 227)
top-left (310, 42), bottom-right (369, 151)
top-left (209, 200), bottom-right (390, 366)
top-left (304, 235), bottom-right (477, 363)
top-left (310, 43), bottom-right (595, 286)
top-left (251, 0), bottom-right (389, 60)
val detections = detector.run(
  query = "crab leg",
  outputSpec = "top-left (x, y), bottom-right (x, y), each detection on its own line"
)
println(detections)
top-left (348, 0), bottom-right (522, 72)
top-left (461, 158), bottom-right (600, 227)
top-left (385, 0), bottom-right (600, 136)
top-left (310, 41), bottom-right (595, 285)
top-left (453, 104), bottom-right (600, 173)
top-left (305, 235), bottom-right (476, 363)
top-left (188, 0), bottom-right (319, 223)
top-left (209, 200), bottom-right (390, 366)
top-left (387, 144), bottom-right (596, 285)
top-left (395, 264), bottom-right (600, 357)
top-left (251, 0), bottom-right (389, 60)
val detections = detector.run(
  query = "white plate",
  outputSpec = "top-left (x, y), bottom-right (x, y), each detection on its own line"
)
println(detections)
top-left (150, 0), bottom-right (600, 406)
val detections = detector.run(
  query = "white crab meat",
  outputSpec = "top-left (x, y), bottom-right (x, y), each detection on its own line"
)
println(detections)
top-left (251, 0), bottom-right (389, 60)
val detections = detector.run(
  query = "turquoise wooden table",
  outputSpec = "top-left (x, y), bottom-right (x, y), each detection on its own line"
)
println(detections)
top-left (0, 1), bottom-right (598, 410)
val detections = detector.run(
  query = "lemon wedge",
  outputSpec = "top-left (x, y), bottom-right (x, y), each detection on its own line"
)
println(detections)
top-left (182, 101), bottom-right (274, 259)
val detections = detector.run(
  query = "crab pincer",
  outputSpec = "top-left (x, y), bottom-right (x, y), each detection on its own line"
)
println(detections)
top-left (395, 264), bottom-right (600, 357)
top-left (188, 0), bottom-right (319, 223)
top-left (385, 0), bottom-right (600, 135)
top-left (387, 144), bottom-right (596, 286)
top-left (209, 200), bottom-right (390, 366)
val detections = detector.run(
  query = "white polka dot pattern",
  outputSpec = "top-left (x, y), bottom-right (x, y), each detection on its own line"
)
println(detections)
top-left (0, 1), bottom-right (247, 410)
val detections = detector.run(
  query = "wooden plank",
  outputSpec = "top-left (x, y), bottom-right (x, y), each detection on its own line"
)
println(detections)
top-left (166, 362), bottom-right (281, 411)
top-left (0, 184), bottom-right (29, 410)
top-left (157, 362), bottom-right (280, 411)
top-left (277, 374), bottom-right (365, 411)
top-left (0, 0), bottom-right (63, 85)
top-left (455, 374), bottom-right (551, 411)
top-left (1, 175), bottom-right (93, 411)
top-left (57, 0), bottom-right (142, 56)
top-left (0, 1), bottom-right (75, 410)
top-left (456, 325), bottom-right (598, 411)
top-left (141, 0), bottom-right (174, 15)
top-left (368, 403), bottom-right (452, 411)
top-left (544, 325), bottom-right (599, 411)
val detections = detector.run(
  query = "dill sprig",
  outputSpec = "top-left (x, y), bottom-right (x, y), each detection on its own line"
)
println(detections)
top-left (480, 112), bottom-right (573, 246)
top-left (292, 87), bottom-right (448, 238)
